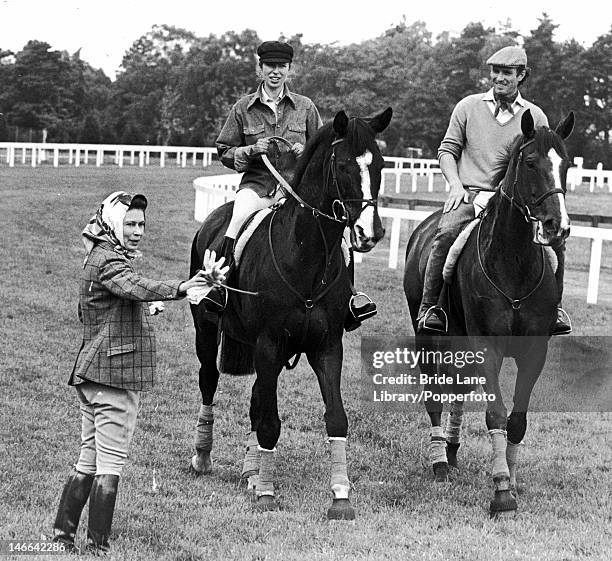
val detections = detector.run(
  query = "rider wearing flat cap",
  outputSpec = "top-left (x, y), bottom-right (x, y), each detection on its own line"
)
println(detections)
top-left (416, 45), bottom-right (571, 336)
top-left (204, 40), bottom-right (377, 329)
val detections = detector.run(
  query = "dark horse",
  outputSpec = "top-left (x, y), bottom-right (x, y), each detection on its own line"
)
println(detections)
top-left (404, 110), bottom-right (574, 515)
top-left (190, 108), bottom-right (392, 519)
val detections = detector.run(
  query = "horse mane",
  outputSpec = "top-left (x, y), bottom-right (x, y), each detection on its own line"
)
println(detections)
top-left (491, 126), bottom-right (570, 190)
top-left (292, 116), bottom-right (378, 188)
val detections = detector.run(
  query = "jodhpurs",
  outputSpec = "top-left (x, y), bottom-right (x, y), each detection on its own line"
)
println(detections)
top-left (225, 186), bottom-right (284, 239)
top-left (74, 381), bottom-right (140, 477)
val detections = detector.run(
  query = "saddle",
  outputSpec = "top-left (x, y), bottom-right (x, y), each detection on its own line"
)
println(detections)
top-left (442, 218), bottom-right (557, 284)
top-left (233, 205), bottom-right (352, 268)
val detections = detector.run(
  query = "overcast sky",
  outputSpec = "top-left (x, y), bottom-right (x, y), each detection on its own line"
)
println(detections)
top-left (1, 0), bottom-right (611, 79)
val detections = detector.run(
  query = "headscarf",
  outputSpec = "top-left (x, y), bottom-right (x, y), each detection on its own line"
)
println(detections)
top-left (82, 191), bottom-right (147, 262)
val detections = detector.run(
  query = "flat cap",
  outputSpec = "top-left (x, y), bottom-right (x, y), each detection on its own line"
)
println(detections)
top-left (486, 46), bottom-right (527, 67)
top-left (257, 41), bottom-right (293, 64)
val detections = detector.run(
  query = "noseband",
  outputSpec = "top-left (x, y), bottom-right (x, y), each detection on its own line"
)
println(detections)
top-left (499, 137), bottom-right (566, 224)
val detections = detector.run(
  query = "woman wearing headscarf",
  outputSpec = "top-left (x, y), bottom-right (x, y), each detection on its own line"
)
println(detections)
top-left (51, 191), bottom-right (227, 555)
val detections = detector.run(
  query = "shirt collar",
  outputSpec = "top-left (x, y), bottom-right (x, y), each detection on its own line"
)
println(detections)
top-left (482, 88), bottom-right (526, 106)
top-left (248, 82), bottom-right (296, 110)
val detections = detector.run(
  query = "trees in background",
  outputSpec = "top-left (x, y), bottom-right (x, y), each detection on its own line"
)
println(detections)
top-left (0, 19), bottom-right (611, 166)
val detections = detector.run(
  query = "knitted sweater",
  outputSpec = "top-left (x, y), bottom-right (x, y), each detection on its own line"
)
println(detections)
top-left (437, 92), bottom-right (548, 190)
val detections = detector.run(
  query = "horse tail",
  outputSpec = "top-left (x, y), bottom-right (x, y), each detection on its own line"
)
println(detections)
top-left (217, 332), bottom-right (255, 376)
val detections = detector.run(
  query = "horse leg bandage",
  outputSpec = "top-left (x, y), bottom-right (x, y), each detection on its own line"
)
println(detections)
top-left (194, 404), bottom-right (214, 452)
top-left (430, 426), bottom-right (447, 465)
top-left (506, 440), bottom-right (522, 489)
top-left (329, 437), bottom-right (350, 500)
top-left (489, 429), bottom-right (510, 483)
top-left (242, 431), bottom-right (261, 478)
top-left (256, 447), bottom-right (276, 497)
top-left (444, 402), bottom-right (464, 444)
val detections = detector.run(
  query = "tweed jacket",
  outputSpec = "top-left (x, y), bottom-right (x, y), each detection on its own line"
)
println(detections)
top-left (69, 241), bottom-right (183, 391)
top-left (216, 82), bottom-right (322, 196)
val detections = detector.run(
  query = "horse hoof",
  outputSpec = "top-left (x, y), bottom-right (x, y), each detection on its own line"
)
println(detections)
top-left (190, 453), bottom-right (212, 475)
top-left (490, 490), bottom-right (518, 516)
top-left (255, 495), bottom-right (278, 511)
top-left (447, 442), bottom-right (460, 468)
top-left (327, 499), bottom-right (355, 521)
top-left (432, 462), bottom-right (449, 482)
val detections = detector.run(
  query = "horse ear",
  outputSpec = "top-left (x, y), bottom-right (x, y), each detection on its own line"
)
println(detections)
top-left (333, 111), bottom-right (349, 137)
top-left (555, 111), bottom-right (575, 140)
top-left (368, 107), bottom-right (393, 133)
top-left (521, 109), bottom-right (535, 139)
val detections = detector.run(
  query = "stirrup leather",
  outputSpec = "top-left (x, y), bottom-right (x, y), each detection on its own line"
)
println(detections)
top-left (418, 306), bottom-right (448, 334)
top-left (349, 292), bottom-right (377, 321)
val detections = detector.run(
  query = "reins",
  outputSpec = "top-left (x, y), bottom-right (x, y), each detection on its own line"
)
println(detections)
top-left (476, 136), bottom-right (553, 316)
top-left (261, 137), bottom-right (348, 223)
top-left (263, 136), bottom-right (350, 310)
top-left (476, 216), bottom-right (546, 311)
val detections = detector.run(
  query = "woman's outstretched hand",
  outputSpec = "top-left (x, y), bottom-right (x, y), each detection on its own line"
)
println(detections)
top-left (179, 249), bottom-right (230, 295)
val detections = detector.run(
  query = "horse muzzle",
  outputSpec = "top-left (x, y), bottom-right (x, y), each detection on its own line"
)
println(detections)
top-left (351, 223), bottom-right (385, 253)
top-left (532, 218), bottom-right (570, 246)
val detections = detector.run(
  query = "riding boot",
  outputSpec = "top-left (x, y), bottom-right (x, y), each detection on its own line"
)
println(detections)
top-left (417, 239), bottom-right (450, 334)
top-left (86, 474), bottom-right (119, 555)
top-left (52, 468), bottom-right (94, 552)
top-left (202, 236), bottom-right (235, 313)
top-left (344, 253), bottom-right (377, 332)
top-left (551, 244), bottom-right (571, 335)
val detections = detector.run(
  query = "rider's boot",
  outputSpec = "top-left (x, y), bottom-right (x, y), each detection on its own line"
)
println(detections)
top-left (202, 236), bottom-right (234, 313)
top-left (551, 244), bottom-right (571, 335)
top-left (417, 240), bottom-right (451, 334)
top-left (52, 468), bottom-right (95, 553)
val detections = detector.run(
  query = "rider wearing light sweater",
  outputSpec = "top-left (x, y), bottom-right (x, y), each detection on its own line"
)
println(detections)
top-left (417, 45), bottom-right (571, 336)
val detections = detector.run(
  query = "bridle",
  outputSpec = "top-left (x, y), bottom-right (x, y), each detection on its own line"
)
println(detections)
top-left (262, 129), bottom-right (380, 226)
top-left (478, 135), bottom-right (567, 313)
top-left (498, 137), bottom-right (566, 225)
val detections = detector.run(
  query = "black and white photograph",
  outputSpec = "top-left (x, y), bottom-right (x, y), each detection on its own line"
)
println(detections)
top-left (1, 0), bottom-right (610, 559)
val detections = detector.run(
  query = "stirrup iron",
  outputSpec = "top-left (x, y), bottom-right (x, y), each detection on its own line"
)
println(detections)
top-left (349, 292), bottom-right (377, 321)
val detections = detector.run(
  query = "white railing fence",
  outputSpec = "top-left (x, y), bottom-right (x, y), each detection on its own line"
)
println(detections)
top-left (0, 142), bottom-right (216, 169)
top-left (193, 172), bottom-right (611, 304)
top-left (2, 144), bottom-right (610, 191)
top-left (381, 156), bottom-right (612, 194)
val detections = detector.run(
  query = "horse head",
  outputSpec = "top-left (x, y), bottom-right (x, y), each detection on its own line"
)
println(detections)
top-left (500, 109), bottom-right (574, 247)
top-left (330, 107), bottom-right (392, 252)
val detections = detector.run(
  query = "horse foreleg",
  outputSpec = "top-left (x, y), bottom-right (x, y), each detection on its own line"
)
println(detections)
top-left (424, 382), bottom-right (448, 482)
top-left (242, 381), bottom-right (261, 491)
top-left (252, 335), bottom-right (283, 510)
top-left (445, 400), bottom-right (464, 468)
top-left (480, 349), bottom-right (517, 515)
top-left (307, 344), bottom-right (355, 521)
top-left (191, 319), bottom-right (220, 475)
top-left (507, 343), bottom-right (548, 494)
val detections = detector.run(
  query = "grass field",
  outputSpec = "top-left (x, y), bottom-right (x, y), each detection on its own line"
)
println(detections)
top-left (0, 164), bottom-right (611, 560)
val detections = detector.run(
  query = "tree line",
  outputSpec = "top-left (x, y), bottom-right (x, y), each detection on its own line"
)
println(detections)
top-left (0, 15), bottom-right (610, 166)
